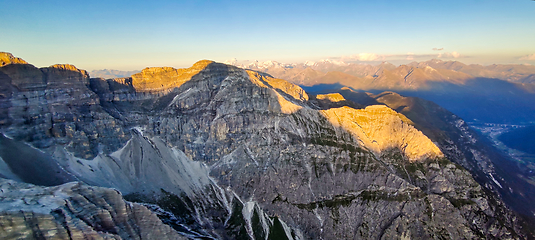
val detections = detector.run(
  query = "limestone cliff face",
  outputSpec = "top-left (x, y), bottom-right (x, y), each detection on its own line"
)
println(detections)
top-left (246, 70), bottom-right (309, 102)
top-left (0, 52), bottom-right (28, 66)
top-left (43, 64), bottom-right (91, 85)
top-left (131, 60), bottom-right (218, 93)
top-left (0, 54), bottom-right (531, 239)
top-left (0, 178), bottom-right (186, 240)
top-left (358, 90), bottom-right (535, 224)
top-left (0, 63), bottom-right (45, 91)
top-left (0, 61), bottom-right (129, 159)
top-left (321, 105), bottom-right (443, 161)
top-left (316, 93), bottom-right (345, 102)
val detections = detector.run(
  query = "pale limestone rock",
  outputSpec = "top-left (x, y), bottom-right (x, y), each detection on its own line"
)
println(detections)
top-left (316, 93), bottom-right (345, 102)
top-left (247, 70), bottom-right (309, 101)
top-left (0, 179), bottom-right (186, 240)
top-left (0, 52), bottom-right (28, 66)
top-left (321, 105), bottom-right (443, 161)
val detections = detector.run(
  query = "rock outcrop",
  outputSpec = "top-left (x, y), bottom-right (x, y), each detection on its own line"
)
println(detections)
top-left (0, 59), bottom-right (129, 159)
top-left (0, 178), bottom-right (186, 240)
top-left (0, 52), bottom-right (28, 66)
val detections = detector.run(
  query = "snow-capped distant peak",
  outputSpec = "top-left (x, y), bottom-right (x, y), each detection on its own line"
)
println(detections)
top-left (318, 59), bottom-right (349, 66)
top-left (304, 61), bottom-right (316, 67)
top-left (224, 58), bottom-right (238, 65)
top-left (243, 60), bottom-right (295, 70)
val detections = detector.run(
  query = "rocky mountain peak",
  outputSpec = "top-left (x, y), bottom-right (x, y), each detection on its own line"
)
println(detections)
top-left (140, 66), bottom-right (178, 73)
top-left (45, 64), bottom-right (90, 77)
top-left (191, 59), bottom-right (215, 69)
top-left (130, 60), bottom-right (230, 93)
top-left (0, 52), bottom-right (28, 66)
top-left (48, 63), bottom-right (85, 72)
top-left (41, 64), bottom-right (91, 87)
top-left (132, 66), bottom-right (191, 92)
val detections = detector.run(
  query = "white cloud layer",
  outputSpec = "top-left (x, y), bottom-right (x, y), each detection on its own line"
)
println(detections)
top-left (406, 52), bottom-right (415, 60)
top-left (519, 54), bottom-right (535, 61)
top-left (333, 51), bottom-right (466, 63)
top-left (347, 53), bottom-right (385, 61)
top-left (438, 51), bottom-right (461, 58)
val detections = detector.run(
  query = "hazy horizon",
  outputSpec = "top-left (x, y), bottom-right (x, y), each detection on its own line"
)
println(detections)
top-left (2, 0), bottom-right (534, 71)
top-left (6, 55), bottom-right (534, 73)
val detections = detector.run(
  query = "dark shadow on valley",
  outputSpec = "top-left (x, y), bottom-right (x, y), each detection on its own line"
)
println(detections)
top-left (376, 78), bottom-right (535, 124)
top-left (301, 77), bottom-right (535, 226)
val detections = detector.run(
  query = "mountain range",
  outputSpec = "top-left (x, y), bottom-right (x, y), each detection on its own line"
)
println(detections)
top-left (89, 69), bottom-right (140, 79)
top-left (225, 59), bottom-right (535, 124)
top-left (1, 52), bottom-right (534, 239)
top-left (228, 59), bottom-right (535, 85)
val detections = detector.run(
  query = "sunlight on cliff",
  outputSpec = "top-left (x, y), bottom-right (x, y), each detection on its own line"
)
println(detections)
top-left (321, 105), bottom-right (443, 161)
top-left (316, 93), bottom-right (345, 102)
top-left (246, 70), bottom-right (308, 101)
top-left (131, 60), bottom-right (215, 92)
top-left (275, 92), bottom-right (303, 114)
top-left (247, 70), bottom-right (306, 114)
top-left (0, 52), bottom-right (28, 66)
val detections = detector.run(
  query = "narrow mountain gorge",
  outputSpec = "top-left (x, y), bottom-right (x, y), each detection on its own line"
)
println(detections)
top-left (0, 52), bottom-right (533, 239)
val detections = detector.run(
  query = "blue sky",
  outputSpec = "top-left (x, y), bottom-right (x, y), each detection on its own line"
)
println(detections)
top-left (1, 0), bottom-right (534, 70)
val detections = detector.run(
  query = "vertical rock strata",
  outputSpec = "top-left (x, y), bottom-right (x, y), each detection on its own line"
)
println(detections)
top-left (0, 57), bottom-right (129, 159)
top-left (0, 54), bottom-right (532, 239)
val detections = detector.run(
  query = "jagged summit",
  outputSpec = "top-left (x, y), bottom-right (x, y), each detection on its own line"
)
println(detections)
top-left (191, 59), bottom-right (215, 69)
top-left (0, 52), bottom-right (28, 66)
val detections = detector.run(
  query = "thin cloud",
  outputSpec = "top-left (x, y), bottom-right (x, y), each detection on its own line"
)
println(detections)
top-left (332, 51), bottom-right (465, 63)
top-left (345, 53), bottom-right (386, 61)
top-left (432, 48), bottom-right (444, 51)
top-left (438, 51), bottom-right (462, 58)
top-left (519, 54), bottom-right (535, 61)
top-left (406, 52), bottom-right (415, 61)
top-left (336, 53), bottom-right (388, 62)
top-left (390, 53), bottom-right (437, 60)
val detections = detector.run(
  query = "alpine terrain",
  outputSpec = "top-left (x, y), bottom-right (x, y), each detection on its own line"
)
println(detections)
top-left (0, 52), bottom-right (533, 239)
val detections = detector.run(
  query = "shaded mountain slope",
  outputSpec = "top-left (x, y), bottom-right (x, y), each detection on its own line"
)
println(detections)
top-left (327, 88), bottom-right (535, 230)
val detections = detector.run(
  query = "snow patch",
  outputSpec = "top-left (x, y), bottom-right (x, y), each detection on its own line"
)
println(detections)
top-left (168, 87), bottom-right (194, 107)
top-left (489, 173), bottom-right (503, 188)
top-left (313, 208), bottom-right (324, 234)
top-left (131, 126), bottom-right (145, 136)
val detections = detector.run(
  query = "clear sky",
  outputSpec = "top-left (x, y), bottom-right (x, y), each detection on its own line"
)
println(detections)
top-left (1, 0), bottom-right (535, 70)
